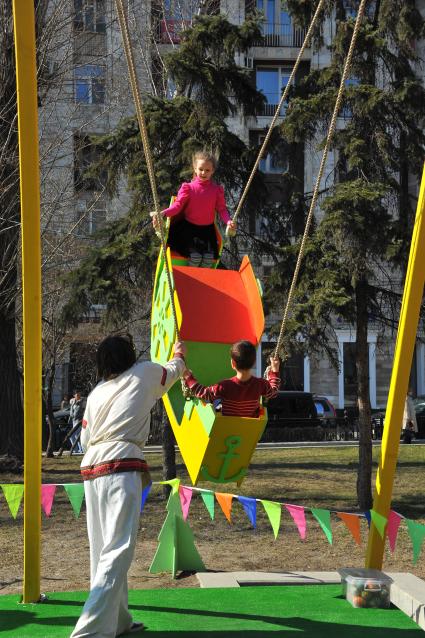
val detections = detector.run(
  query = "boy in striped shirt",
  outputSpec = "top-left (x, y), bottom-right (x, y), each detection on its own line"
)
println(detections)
top-left (183, 340), bottom-right (280, 418)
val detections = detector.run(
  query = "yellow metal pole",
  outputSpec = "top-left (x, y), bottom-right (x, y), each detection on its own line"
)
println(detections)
top-left (366, 163), bottom-right (425, 569)
top-left (12, 1), bottom-right (42, 602)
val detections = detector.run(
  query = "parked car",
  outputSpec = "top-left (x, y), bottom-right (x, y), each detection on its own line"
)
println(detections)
top-left (313, 395), bottom-right (337, 426)
top-left (263, 391), bottom-right (321, 442)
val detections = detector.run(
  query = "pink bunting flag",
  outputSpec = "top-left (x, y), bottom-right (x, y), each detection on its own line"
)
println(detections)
top-left (41, 484), bottom-right (57, 517)
top-left (387, 510), bottom-right (403, 553)
top-left (285, 504), bottom-right (306, 539)
top-left (179, 485), bottom-right (193, 521)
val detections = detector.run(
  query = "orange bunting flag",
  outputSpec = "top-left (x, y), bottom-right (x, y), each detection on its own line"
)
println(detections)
top-left (337, 512), bottom-right (362, 545)
top-left (215, 492), bottom-right (233, 523)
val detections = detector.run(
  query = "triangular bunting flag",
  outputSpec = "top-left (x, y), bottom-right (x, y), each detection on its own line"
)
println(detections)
top-left (179, 486), bottom-right (193, 521)
top-left (337, 512), bottom-right (361, 545)
top-left (311, 508), bottom-right (332, 544)
top-left (0, 484), bottom-right (24, 519)
top-left (160, 478), bottom-right (180, 495)
top-left (201, 491), bottom-right (215, 520)
top-left (387, 510), bottom-right (402, 553)
top-left (215, 492), bottom-right (233, 523)
top-left (285, 504), bottom-right (306, 539)
top-left (63, 483), bottom-right (85, 518)
top-left (238, 496), bottom-right (257, 528)
top-left (260, 500), bottom-right (281, 539)
top-left (41, 484), bottom-right (57, 517)
top-left (370, 509), bottom-right (387, 539)
top-left (364, 510), bottom-right (371, 527)
top-left (406, 519), bottom-right (425, 564)
top-left (141, 482), bottom-right (152, 513)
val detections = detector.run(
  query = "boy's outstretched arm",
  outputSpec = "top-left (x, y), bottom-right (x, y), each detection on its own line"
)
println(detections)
top-left (183, 369), bottom-right (222, 404)
top-left (263, 357), bottom-right (281, 399)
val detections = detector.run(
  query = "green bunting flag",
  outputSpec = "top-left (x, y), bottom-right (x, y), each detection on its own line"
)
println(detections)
top-left (0, 484), bottom-right (24, 518)
top-left (406, 518), bottom-right (425, 564)
top-left (370, 509), bottom-right (388, 539)
top-left (260, 500), bottom-right (281, 539)
top-left (201, 491), bottom-right (215, 520)
top-left (311, 508), bottom-right (332, 544)
top-left (160, 478), bottom-right (180, 495)
top-left (63, 483), bottom-right (85, 518)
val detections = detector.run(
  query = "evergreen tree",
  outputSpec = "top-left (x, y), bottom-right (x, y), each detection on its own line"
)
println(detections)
top-left (62, 13), bottom-right (267, 325)
top-left (266, 0), bottom-right (425, 508)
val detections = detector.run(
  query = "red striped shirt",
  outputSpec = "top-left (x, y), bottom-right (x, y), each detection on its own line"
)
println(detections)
top-left (185, 372), bottom-right (280, 417)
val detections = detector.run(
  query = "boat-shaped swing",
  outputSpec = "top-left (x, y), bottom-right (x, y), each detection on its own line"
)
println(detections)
top-left (151, 215), bottom-right (267, 486)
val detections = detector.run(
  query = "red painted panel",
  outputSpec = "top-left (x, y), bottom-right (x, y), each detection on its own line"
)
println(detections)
top-left (173, 266), bottom-right (258, 344)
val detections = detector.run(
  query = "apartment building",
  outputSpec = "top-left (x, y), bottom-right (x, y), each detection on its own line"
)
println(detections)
top-left (41, 0), bottom-right (425, 408)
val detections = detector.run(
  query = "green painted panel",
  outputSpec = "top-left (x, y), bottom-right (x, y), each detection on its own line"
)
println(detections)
top-left (164, 341), bottom-right (233, 429)
top-left (185, 341), bottom-right (234, 386)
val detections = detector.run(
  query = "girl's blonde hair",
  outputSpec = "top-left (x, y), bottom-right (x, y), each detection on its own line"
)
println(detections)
top-left (192, 150), bottom-right (218, 170)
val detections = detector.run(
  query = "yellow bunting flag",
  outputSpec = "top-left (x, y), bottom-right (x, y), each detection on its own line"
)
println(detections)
top-left (0, 484), bottom-right (24, 519)
top-left (260, 500), bottom-right (281, 539)
top-left (215, 492), bottom-right (233, 523)
top-left (160, 478), bottom-right (180, 495)
top-left (370, 509), bottom-right (388, 539)
top-left (337, 512), bottom-right (361, 545)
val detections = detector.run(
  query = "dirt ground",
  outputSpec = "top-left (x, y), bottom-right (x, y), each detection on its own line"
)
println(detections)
top-left (0, 445), bottom-right (424, 596)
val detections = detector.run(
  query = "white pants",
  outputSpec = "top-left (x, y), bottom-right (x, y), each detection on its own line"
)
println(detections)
top-left (71, 472), bottom-right (142, 638)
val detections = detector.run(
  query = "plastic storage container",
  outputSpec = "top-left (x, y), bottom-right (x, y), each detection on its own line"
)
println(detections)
top-left (345, 574), bottom-right (392, 608)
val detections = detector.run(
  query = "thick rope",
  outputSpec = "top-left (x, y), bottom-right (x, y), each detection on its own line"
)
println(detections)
top-left (231, 0), bottom-right (327, 229)
top-left (114, 0), bottom-right (180, 341)
top-left (115, 0), bottom-right (193, 396)
top-left (273, 0), bottom-right (368, 359)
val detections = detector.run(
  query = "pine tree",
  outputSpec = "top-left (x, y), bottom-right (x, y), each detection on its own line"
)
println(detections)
top-left (62, 14), bottom-right (267, 324)
top-left (267, 0), bottom-right (425, 508)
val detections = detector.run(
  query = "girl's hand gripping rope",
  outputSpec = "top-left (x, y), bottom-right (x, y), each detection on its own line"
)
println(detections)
top-left (225, 219), bottom-right (237, 237)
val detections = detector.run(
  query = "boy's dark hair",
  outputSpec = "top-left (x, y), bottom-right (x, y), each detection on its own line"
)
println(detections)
top-left (96, 335), bottom-right (136, 380)
top-left (230, 340), bottom-right (256, 371)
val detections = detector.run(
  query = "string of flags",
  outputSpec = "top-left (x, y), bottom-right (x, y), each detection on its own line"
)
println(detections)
top-left (1, 480), bottom-right (424, 564)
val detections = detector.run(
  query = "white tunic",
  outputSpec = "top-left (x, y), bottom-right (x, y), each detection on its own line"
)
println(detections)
top-left (80, 357), bottom-right (185, 472)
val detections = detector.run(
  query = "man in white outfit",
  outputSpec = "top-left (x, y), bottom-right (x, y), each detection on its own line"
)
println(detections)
top-left (70, 335), bottom-right (186, 638)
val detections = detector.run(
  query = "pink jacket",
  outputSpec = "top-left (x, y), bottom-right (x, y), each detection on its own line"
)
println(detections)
top-left (163, 176), bottom-right (230, 226)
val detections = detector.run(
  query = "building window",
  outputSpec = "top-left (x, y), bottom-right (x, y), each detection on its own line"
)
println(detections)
top-left (257, 133), bottom-right (288, 174)
top-left (75, 200), bottom-right (107, 235)
top-left (341, 77), bottom-right (360, 119)
top-left (255, 0), bottom-right (305, 47)
top-left (343, 1), bottom-right (376, 20)
top-left (74, 135), bottom-right (107, 191)
top-left (75, 65), bottom-right (105, 104)
top-left (74, 0), bottom-right (106, 33)
top-left (256, 66), bottom-right (292, 116)
top-left (157, 0), bottom-right (196, 43)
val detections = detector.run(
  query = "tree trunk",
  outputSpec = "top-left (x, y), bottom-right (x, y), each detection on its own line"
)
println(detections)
top-left (0, 0), bottom-right (24, 467)
top-left (0, 315), bottom-right (24, 463)
top-left (355, 277), bottom-right (373, 510)
top-left (161, 404), bottom-right (176, 498)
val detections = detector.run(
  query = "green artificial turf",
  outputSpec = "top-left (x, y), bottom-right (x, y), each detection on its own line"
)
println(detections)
top-left (0, 585), bottom-right (421, 637)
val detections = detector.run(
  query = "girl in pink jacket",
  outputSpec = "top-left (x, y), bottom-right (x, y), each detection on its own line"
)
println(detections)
top-left (153, 151), bottom-right (236, 267)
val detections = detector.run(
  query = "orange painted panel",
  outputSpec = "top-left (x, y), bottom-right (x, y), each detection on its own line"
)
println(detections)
top-left (239, 255), bottom-right (264, 344)
top-left (173, 265), bottom-right (258, 344)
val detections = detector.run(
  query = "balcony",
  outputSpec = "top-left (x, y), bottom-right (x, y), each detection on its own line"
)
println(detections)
top-left (253, 22), bottom-right (307, 48)
top-left (157, 19), bottom-right (191, 44)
